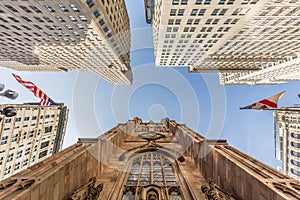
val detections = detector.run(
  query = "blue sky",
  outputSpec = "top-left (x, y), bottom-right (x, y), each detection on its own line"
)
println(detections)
top-left (1, 0), bottom-right (300, 170)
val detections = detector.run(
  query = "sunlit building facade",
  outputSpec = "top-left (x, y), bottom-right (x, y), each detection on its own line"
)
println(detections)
top-left (0, 118), bottom-right (299, 199)
top-left (0, 0), bottom-right (132, 85)
top-left (145, 0), bottom-right (300, 85)
top-left (0, 103), bottom-right (68, 181)
top-left (274, 107), bottom-right (300, 182)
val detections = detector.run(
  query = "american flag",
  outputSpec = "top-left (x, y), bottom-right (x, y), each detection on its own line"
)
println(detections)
top-left (12, 73), bottom-right (56, 106)
top-left (240, 91), bottom-right (286, 110)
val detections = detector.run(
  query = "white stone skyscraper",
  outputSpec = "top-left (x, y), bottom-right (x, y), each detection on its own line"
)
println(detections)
top-left (145, 0), bottom-right (300, 85)
top-left (0, 103), bottom-right (68, 181)
top-left (274, 107), bottom-right (300, 182)
top-left (0, 0), bottom-right (132, 85)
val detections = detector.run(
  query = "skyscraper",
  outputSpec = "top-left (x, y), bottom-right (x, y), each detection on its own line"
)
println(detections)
top-left (145, 0), bottom-right (300, 85)
top-left (0, 0), bottom-right (132, 85)
top-left (274, 107), bottom-right (300, 182)
top-left (0, 117), bottom-right (299, 199)
top-left (0, 103), bottom-right (68, 181)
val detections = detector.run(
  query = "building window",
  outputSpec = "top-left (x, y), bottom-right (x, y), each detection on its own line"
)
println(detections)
top-left (195, 0), bottom-right (202, 4)
top-left (204, 0), bottom-right (211, 4)
top-left (69, 16), bottom-right (77, 21)
top-left (172, 0), bottom-right (179, 4)
top-left (59, 4), bottom-right (68, 12)
top-left (86, 0), bottom-right (95, 8)
top-left (291, 168), bottom-right (300, 176)
top-left (56, 16), bottom-right (65, 22)
top-left (99, 19), bottom-right (105, 25)
top-left (219, 9), bottom-right (227, 15)
top-left (70, 4), bottom-right (80, 12)
top-left (94, 10), bottom-right (100, 17)
top-left (103, 26), bottom-right (109, 32)
top-left (45, 126), bottom-right (53, 133)
top-left (291, 133), bottom-right (300, 139)
top-left (21, 16), bottom-right (32, 22)
top-left (178, 9), bottom-right (185, 16)
top-left (40, 141), bottom-right (50, 149)
top-left (198, 9), bottom-right (206, 15)
top-left (181, 0), bottom-right (188, 4)
top-left (24, 117), bottom-right (30, 121)
top-left (38, 150), bottom-right (48, 159)
top-left (291, 150), bottom-right (300, 158)
top-left (45, 5), bottom-right (55, 12)
top-left (291, 141), bottom-right (300, 148)
top-left (211, 9), bottom-right (219, 16)
top-left (19, 5), bottom-right (32, 13)
top-left (175, 19), bottom-right (181, 25)
top-left (30, 6), bottom-right (42, 13)
top-left (5, 118), bottom-right (11, 123)
top-left (5, 5), bottom-right (18, 12)
top-left (43, 16), bottom-right (53, 23)
top-left (79, 15), bottom-right (87, 21)
top-left (191, 9), bottom-right (198, 16)
top-left (170, 9), bottom-right (176, 16)
top-left (291, 159), bottom-right (300, 167)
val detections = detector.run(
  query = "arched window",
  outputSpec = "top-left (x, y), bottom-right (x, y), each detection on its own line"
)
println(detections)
top-left (121, 152), bottom-right (183, 199)
top-left (291, 159), bottom-right (300, 167)
top-left (291, 150), bottom-right (300, 158)
top-left (291, 133), bottom-right (300, 139)
top-left (291, 168), bottom-right (300, 176)
top-left (291, 141), bottom-right (300, 148)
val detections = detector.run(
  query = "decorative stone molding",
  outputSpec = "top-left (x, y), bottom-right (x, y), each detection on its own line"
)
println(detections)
top-left (201, 180), bottom-right (235, 200)
top-left (70, 177), bottom-right (103, 200)
top-left (0, 178), bottom-right (35, 199)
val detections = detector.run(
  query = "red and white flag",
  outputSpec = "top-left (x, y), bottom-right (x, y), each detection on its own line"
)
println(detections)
top-left (12, 73), bottom-right (56, 106)
top-left (240, 91), bottom-right (286, 110)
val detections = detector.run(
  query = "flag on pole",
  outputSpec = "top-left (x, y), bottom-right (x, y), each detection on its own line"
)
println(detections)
top-left (240, 91), bottom-right (286, 110)
top-left (12, 73), bottom-right (56, 106)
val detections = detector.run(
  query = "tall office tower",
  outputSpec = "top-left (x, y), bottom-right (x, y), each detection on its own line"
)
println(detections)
top-left (0, 117), bottom-right (299, 199)
top-left (274, 107), bottom-right (300, 182)
top-left (145, 0), bottom-right (300, 85)
top-left (0, 0), bottom-right (132, 85)
top-left (0, 103), bottom-right (68, 181)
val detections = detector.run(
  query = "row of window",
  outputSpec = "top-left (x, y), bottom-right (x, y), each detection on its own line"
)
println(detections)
top-left (172, 0), bottom-right (238, 5)
top-left (168, 18), bottom-right (233, 26)
top-left (6, 4), bottom-right (80, 14)
top-left (165, 25), bottom-right (231, 33)
top-left (171, 8), bottom-right (245, 17)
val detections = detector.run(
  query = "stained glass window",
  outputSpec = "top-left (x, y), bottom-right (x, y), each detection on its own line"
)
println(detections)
top-left (122, 152), bottom-right (183, 199)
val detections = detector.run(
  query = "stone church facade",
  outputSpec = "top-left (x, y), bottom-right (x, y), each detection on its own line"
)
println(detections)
top-left (0, 118), bottom-right (299, 200)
